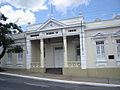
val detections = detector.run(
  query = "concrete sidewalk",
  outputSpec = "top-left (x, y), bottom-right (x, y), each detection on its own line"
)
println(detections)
top-left (1, 69), bottom-right (120, 85)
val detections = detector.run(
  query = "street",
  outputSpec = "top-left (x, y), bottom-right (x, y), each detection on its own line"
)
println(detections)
top-left (0, 74), bottom-right (120, 90)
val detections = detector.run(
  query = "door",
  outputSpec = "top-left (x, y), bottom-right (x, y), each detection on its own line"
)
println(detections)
top-left (54, 47), bottom-right (64, 68)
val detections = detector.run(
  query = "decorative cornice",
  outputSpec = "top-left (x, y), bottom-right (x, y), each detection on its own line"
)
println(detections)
top-left (92, 33), bottom-right (108, 39)
top-left (112, 30), bottom-right (120, 37)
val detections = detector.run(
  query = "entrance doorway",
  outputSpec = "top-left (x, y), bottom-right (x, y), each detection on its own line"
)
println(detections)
top-left (45, 46), bottom-right (63, 74)
top-left (54, 46), bottom-right (64, 68)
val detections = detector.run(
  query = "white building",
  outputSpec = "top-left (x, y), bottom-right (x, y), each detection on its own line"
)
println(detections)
top-left (1, 15), bottom-right (120, 78)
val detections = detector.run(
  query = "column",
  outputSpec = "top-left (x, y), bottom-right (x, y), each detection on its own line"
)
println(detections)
top-left (63, 36), bottom-right (68, 67)
top-left (26, 40), bottom-right (31, 69)
top-left (40, 39), bottom-right (44, 68)
top-left (79, 27), bottom-right (87, 69)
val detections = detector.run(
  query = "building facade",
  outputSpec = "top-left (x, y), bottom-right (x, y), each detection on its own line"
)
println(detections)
top-left (1, 15), bottom-right (120, 78)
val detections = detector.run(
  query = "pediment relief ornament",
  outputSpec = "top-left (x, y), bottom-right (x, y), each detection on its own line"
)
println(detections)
top-left (112, 30), bottom-right (120, 37)
top-left (92, 33), bottom-right (107, 40)
top-left (39, 18), bottom-right (66, 30)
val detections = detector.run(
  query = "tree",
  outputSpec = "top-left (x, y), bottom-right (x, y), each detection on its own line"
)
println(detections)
top-left (0, 13), bottom-right (23, 61)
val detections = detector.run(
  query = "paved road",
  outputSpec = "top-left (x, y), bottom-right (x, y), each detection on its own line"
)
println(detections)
top-left (0, 74), bottom-right (120, 90)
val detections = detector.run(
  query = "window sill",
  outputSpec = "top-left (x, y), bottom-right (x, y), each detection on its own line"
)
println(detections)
top-left (116, 59), bottom-right (120, 62)
top-left (96, 60), bottom-right (107, 63)
top-left (6, 62), bottom-right (12, 65)
top-left (16, 62), bottom-right (23, 65)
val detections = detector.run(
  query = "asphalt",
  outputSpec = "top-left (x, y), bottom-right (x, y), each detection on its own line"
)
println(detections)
top-left (0, 69), bottom-right (120, 86)
top-left (0, 74), bottom-right (120, 90)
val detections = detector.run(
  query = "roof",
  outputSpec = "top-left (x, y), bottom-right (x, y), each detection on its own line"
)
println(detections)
top-left (27, 15), bottom-right (120, 32)
top-left (27, 16), bottom-right (84, 31)
top-left (85, 18), bottom-right (120, 30)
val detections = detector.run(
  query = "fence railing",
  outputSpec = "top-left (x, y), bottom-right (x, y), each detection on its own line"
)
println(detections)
top-left (31, 62), bottom-right (41, 68)
top-left (68, 61), bottom-right (81, 67)
top-left (31, 61), bottom-right (81, 68)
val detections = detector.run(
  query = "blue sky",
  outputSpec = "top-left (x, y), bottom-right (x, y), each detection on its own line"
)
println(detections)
top-left (0, 0), bottom-right (120, 30)
top-left (36, 0), bottom-right (120, 23)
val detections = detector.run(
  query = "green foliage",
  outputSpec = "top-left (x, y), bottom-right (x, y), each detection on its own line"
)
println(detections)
top-left (0, 13), bottom-right (23, 59)
top-left (7, 45), bottom-right (23, 53)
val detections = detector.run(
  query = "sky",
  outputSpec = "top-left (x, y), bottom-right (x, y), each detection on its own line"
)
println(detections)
top-left (0, 0), bottom-right (120, 31)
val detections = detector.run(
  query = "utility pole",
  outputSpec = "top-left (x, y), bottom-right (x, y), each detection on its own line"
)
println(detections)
top-left (50, 3), bottom-right (53, 18)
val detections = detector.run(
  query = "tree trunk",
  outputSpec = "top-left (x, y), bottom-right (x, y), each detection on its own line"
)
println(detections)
top-left (0, 46), bottom-right (6, 60)
top-left (0, 46), bottom-right (6, 71)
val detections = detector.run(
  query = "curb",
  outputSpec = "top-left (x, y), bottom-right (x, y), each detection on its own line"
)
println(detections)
top-left (0, 72), bottom-right (120, 87)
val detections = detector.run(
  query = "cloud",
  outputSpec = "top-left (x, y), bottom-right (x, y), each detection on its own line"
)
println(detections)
top-left (0, 0), bottom-right (91, 27)
top-left (0, 5), bottom-right (35, 26)
top-left (0, 0), bottom-right (90, 14)
top-left (0, 0), bottom-right (10, 4)
top-left (0, 0), bottom-right (48, 12)
top-left (51, 0), bottom-right (91, 14)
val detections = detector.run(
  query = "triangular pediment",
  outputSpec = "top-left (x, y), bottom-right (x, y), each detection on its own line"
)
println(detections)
top-left (94, 33), bottom-right (105, 37)
top-left (39, 18), bottom-right (66, 30)
top-left (92, 33), bottom-right (107, 39)
top-left (113, 30), bottom-right (120, 36)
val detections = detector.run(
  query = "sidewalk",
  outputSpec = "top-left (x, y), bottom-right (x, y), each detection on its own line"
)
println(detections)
top-left (1, 69), bottom-right (120, 85)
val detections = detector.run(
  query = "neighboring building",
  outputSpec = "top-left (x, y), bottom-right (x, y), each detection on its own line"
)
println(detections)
top-left (1, 33), bottom-right (26, 69)
top-left (1, 15), bottom-right (120, 78)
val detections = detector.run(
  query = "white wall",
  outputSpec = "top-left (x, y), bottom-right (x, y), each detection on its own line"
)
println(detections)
top-left (85, 26), bottom-right (120, 68)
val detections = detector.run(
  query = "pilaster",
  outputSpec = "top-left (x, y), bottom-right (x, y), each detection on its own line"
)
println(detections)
top-left (40, 39), bottom-right (44, 68)
top-left (63, 36), bottom-right (68, 67)
top-left (79, 26), bottom-right (87, 69)
top-left (26, 40), bottom-right (31, 69)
